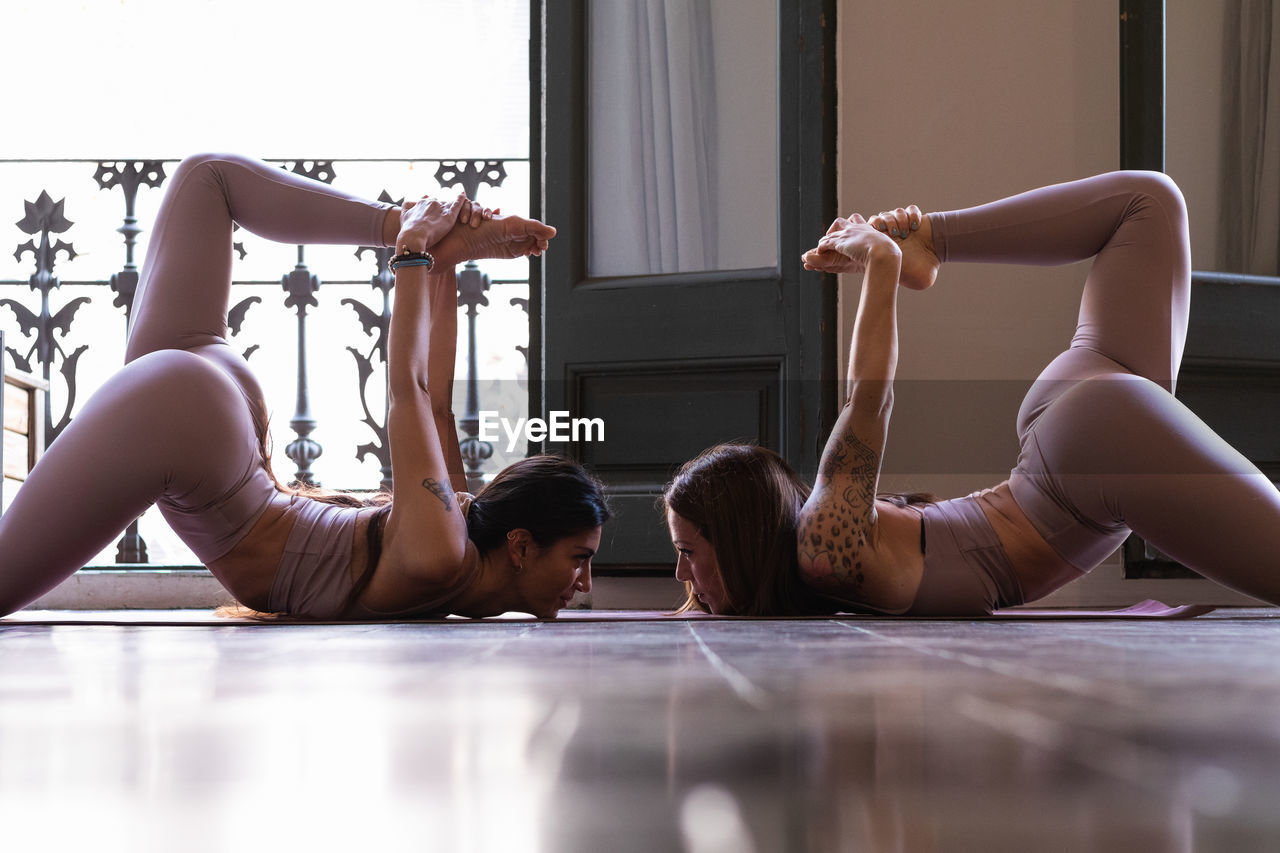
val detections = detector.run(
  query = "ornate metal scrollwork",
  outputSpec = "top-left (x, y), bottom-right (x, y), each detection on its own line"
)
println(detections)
top-left (282, 248), bottom-right (322, 486)
top-left (224, 294), bottom-right (263, 362)
top-left (5, 192), bottom-right (86, 443)
top-left (510, 296), bottom-right (530, 364)
top-left (0, 154), bottom-right (533, 569)
top-left (232, 222), bottom-right (248, 263)
top-left (287, 160), bottom-right (337, 184)
top-left (346, 202), bottom-right (397, 489)
top-left (270, 160), bottom-right (338, 486)
top-left (94, 160), bottom-right (166, 563)
top-left (433, 161), bottom-right (511, 490)
top-left (457, 264), bottom-right (494, 492)
top-left (434, 161), bottom-right (508, 200)
top-left (93, 160), bottom-right (166, 318)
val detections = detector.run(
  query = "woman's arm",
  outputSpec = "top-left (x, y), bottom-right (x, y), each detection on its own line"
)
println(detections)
top-left (796, 213), bottom-right (904, 605)
top-left (424, 262), bottom-right (466, 491)
top-left (375, 198), bottom-right (556, 602)
top-left (425, 201), bottom-right (494, 491)
top-left (378, 197), bottom-right (473, 594)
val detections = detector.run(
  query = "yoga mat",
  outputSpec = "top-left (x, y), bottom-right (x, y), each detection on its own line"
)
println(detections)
top-left (0, 600), bottom-right (1218, 626)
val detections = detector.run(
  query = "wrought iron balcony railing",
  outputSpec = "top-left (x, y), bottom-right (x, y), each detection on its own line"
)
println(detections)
top-left (1, 157), bottom-right (530, 567)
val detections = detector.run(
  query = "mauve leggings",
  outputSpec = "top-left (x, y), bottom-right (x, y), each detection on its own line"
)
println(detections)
top-left (930, 170), bottom-right (1280, 605)
top-left (0, 154), bottom-right (391, 615)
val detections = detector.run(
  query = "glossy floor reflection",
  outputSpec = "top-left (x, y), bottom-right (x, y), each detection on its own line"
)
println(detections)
top-left (1, 612), bottom-right (1279, 852)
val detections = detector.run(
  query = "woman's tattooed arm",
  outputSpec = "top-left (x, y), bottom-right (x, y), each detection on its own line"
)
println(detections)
top-left (797, 220), bottom-right (902, 605)
top-left (797, 424), bottom-right (882, 601)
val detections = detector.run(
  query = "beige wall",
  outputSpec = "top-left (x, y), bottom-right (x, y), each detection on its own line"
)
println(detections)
top-left (836, 0), bottom-right (1117, 496)
top-left (834, 0), bottom-right (1256, 605)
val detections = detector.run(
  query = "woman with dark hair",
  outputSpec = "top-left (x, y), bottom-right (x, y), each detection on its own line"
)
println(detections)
top-left (667, 171), bottom-right (1280, 616)
top-left (0, 153), bottom-right (608, 620)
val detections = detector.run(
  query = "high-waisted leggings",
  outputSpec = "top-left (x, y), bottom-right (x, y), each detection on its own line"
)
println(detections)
top-left (912, 170), bottom-right (1280, 612)
top-left (0, 154), bottom-right (393, 616)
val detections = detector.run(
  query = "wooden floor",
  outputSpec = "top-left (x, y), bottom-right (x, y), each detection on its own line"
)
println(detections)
top-left (2, 610), bottom-right (1279, 852)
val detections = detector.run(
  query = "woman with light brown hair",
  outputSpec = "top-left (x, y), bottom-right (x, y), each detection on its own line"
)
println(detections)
top-left (664, 444), bottom-right (831, 616)
top-left (666, 171), bottom-right (1280, 617)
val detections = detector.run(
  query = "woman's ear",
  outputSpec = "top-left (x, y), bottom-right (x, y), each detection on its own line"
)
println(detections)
top-left (505, 529), bottom-right (533, 571)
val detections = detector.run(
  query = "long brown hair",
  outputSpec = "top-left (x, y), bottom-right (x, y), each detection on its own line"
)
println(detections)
top-left (662, 444), bottom-right (836, 616)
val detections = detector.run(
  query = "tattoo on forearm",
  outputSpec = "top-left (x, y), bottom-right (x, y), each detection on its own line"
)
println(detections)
top-left (422, 478), bottom-right (453, 512)
top-left (799, 432), bottom-right (880, 600)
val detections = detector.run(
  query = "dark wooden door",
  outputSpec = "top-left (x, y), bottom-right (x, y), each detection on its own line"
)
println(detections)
top-left (533, 0), bottom-right (837, 569)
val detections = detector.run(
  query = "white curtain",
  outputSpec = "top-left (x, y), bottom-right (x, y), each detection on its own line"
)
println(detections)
top-left (589, 0), bottom-right (719, 276)
top-left (1219, 0), bottom-right (1280, 276)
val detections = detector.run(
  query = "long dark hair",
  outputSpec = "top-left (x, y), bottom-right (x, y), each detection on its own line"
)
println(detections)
top-left (466, 455), bottom-right (611, 553)
top-left (663, 444), bottom-right (835, 616)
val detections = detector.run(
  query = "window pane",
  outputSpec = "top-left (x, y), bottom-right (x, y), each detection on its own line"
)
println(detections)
top-left (1, 0), bottom-right (531, 568)
top-left (588, 0), bottom-right (779, 276)
top-left (0, 0), bottom-right (528, 160)
top-left (1167, 0), bottom-right (1280, 277)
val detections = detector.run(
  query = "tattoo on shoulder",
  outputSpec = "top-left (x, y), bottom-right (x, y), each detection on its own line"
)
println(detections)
top-left (799, 432), bottom-right (881, 601)
top-left (421, 478), bottom-right (453, 511)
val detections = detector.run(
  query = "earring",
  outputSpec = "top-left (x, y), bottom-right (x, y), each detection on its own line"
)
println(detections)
top-left (515, 563), bottom-right (524, 575)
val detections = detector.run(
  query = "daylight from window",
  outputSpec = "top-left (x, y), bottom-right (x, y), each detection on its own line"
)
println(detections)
top-left (1, 0), bottom-right (531, 565)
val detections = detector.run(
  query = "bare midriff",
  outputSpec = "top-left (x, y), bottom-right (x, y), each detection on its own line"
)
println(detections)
top-left (969, 480), bottom-right (1084, 602)
top-left (206, 495), bottom-right (372, 613)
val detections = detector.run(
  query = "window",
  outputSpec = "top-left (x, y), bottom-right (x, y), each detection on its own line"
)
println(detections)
top-left (1, 0), bottom-right (532, 566)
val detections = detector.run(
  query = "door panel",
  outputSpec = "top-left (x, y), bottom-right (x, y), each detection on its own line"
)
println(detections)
top-left (570, 358), bottom-right (782, 565)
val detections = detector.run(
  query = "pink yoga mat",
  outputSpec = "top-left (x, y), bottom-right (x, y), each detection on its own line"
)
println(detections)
top-left (1, 600), bottom-right (1217, 625)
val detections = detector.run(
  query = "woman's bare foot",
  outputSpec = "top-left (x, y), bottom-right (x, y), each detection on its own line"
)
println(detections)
top-left (868, 206), bottom-right (940, 291)
top-left (898, 215), bottom-right (940, 291)
top-left (430, 211), bottom-right (556, 268)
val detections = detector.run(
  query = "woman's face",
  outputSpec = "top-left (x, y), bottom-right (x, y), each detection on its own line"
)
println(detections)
top-left (667, 509), bottom-right (728, 614)
top-left (520, 526), bottom-right (601, 619)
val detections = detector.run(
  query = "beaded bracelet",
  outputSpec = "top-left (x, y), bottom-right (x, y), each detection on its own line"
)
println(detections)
top-left (389, 249), bottom-right (435, 272)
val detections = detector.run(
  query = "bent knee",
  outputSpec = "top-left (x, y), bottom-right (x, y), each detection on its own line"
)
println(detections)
top-left (1119, 170), bottom-right (1188, 221)
top-left (169, 152), bottom-right (244, 188)
top-left (175, 151), bottom-right (237, 172)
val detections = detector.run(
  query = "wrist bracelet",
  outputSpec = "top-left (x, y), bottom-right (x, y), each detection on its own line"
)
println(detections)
top-left (390, 249), bottom-right (435, 272)
top-left (392, 257), bottom-right (434, 271)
